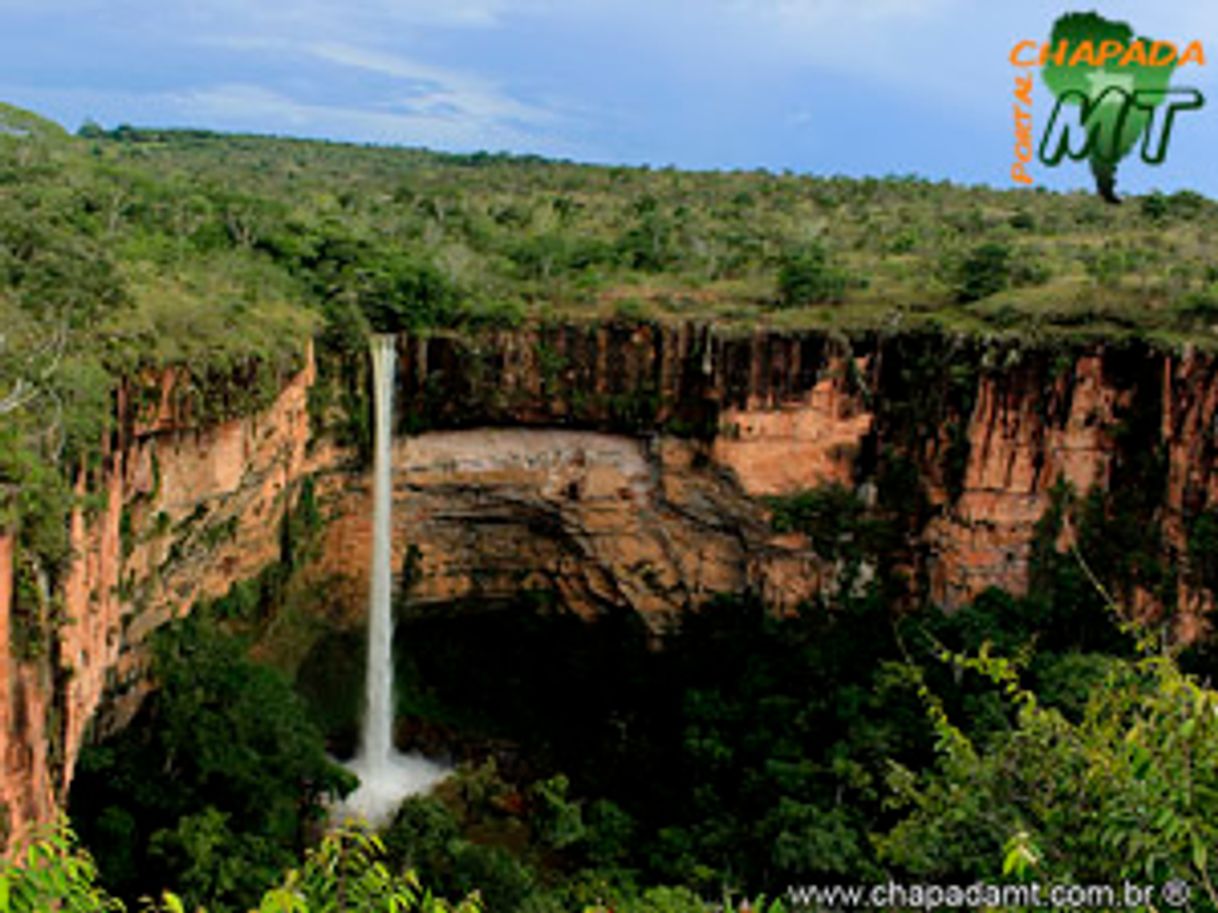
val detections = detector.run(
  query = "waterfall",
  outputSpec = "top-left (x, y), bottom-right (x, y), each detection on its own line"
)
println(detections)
top-left (363, 333), bottom-right (396, 765)
top-left (332, 334), bottom-right (446, 829)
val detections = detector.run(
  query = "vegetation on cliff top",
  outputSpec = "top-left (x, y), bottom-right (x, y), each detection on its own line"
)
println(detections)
top-left (71, 114), bottom-right (1218, 344)
top-left (4, 98), bottom-right (1216, 497)
top-left (2, 100), bottom-right (1217, 543)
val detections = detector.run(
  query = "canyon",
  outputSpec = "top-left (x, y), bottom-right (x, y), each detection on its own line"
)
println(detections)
top-left (2, 321), bottom-right (1216, 848)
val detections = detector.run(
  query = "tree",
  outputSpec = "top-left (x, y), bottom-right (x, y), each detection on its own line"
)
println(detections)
top-left (71, 616), bottom-right (355, 912)
top-left (953, 242), bottom-right (1011, 303)
top-left (776, 243), bottom-right (848, 307)
top-left (879, 640), bottom-right (1218, 905)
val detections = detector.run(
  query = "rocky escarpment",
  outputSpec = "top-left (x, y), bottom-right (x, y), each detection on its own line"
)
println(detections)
top-left (317, 430), bottom-right (824, 631)
top-left (312, 326), bottom-right (872, 628)
top-left (0, 348), bottom-right (321, 847)
top-left (380, 325), bottom-right (1218, 633)
top-left (4, 321), bottom-right (1218, 849)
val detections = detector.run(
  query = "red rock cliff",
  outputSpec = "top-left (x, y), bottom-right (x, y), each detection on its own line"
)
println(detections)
top-left (3, 323), bottom-right (1216, 849)
top-left (0, 345), bottom-right (319, 847)
top-left (387, 326), bottom-right (1214, 627)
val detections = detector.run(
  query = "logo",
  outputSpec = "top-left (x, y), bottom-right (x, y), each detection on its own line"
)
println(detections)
top-left (1010, 12), bottom-right (1205, 201)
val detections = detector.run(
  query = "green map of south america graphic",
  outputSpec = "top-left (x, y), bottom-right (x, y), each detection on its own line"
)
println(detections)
top-left (1041, 12), bottom-right (1180, 203)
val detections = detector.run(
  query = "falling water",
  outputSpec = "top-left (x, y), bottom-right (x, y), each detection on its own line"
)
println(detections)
top-left (332, 334), bottom-right (446, 828)
top-left (363, 333), bottom-right (397, 765)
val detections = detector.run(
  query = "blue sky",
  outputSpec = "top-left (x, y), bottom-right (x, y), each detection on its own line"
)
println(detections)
top-left (1, 0), bottom-right (1215, 196)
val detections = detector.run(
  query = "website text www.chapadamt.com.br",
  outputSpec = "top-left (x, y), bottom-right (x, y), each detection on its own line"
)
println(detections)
top-left (785, 878), bottom-right (1193, 910)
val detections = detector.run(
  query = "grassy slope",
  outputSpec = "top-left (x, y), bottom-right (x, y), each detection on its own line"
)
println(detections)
top-left (92, 124), bottom-right (1218, 346)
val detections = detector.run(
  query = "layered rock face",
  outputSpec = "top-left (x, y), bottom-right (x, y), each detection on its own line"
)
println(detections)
top-left (2, 322), bottom-right (1217, 848)
top-left (385, 326), bottom-right (1213, 629)
top-left (0, 348), bottom-right (320, 847)
top-left (0, 530), bottom-right (56, 846)
top-left (317, 325), bottom-right (872, 629)
top-left (319, 431), bottom-right (824, 630)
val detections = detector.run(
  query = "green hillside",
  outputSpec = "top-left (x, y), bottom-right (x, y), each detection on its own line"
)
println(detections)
top-left (4, 100), bottom-right (1216, 614)
top-left (16, 104), bottom-right (1218, 359)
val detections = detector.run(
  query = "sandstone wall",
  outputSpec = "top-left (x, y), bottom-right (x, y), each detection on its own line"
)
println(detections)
top-left (319, 430), bottom-right (824, 631)
top-left (0, 346), bottom-right (320, 847)
top-left (4, 322), bottom-right (1218, 849)
top-left (389, 327), bottom-right (1217, 629)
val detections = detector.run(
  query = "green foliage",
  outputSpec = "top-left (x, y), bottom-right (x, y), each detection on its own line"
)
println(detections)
top-left (201, 475), bottom-right (325, 628)
top-left (0, 822), bottom-right (480, 913)
top-left (775, 243), bottom-right (849, 307)
top-left (2, 100), bottom-right (1218, 367)
top-left (618, 885), bottom-right (706, 913)
top-left (766, 484), bottom-right (877, 558)
top-left (147, 807), bottom-right (290, 908)
top-left (383, 790), bottom-right (536, 912)
top-left (257, 828), bottom-right (480, 913)
top-left (529, 774), bottom-right (586, 850)
top-left (952, 241), bottom-right (1011, 303)
top-left (871, 334), bottom-right (982, 505)
top-left (71, 615), bottom-right (355, 912)
top-left (1140, 189), bottom-right (1208, 223)
top-left (510, 233), bottom-right (611, 282)
top-left (339, 249), bottom-right (455, 332)
top-left (383, 796), bottom-right (462, 875)
top-left (616, 201), bottom-right (677, 273)
top-left (880, 642), bottom-right (1218, 907)
top-left (0, 103), bottom-right (71, 142)
top-left (0, 822), bottom-right (123, 912)
top-left (582, 800), bottom-right (635, 868)
top-left (0, 424), bottom-right (73, 578)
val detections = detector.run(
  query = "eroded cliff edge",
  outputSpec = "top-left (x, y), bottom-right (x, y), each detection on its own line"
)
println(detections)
top-left (376, 324), bottom-right (1215, 625)
top-left (2, 321), bottom-right (1217, 847)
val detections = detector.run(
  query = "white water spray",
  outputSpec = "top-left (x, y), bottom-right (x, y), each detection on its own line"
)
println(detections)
top-left (332, 335), bottom-right (446, 828)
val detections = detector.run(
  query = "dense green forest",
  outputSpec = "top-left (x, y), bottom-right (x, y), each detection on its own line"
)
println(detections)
top-left (33, 550), bottom-right (1218, 912)
top-left (5, 102), bottom-right (1218, 910)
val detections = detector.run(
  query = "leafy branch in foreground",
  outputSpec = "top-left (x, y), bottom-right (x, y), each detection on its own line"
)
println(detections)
top-left (0, 821), bottom-right (482, 913)
top-left (880, 631), bottom-right (1218, 907)
top-left (0, 820), bottom-right (123, 912)
top-left (230, 828), bottom-right (482, 913)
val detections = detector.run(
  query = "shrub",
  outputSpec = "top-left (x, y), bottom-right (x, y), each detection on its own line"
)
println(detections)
top-left (1175, 288), bottom-right (1218, 328)
top-left (953, 242), bottom-right (1012, 303)
top-left (878, 643), bottom-right (1218, 900)
top-left (776, 243), bottom-right (849, 307)
top-left (0, 824), bottom-right (482, 913)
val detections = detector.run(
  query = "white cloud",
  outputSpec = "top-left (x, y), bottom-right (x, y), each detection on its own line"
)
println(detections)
top-left (180, 82), bottom-right (573, 152)
top-left (1, 79), bottom-right (586, 155)
top-left (175, 0), bottom-right (581, 36)
top-left (0, 0), bottom-right (551, 33)
top-left (186, 0), bottom-right (512, 30)
top-left (305, 42), bottom-right (558, 126)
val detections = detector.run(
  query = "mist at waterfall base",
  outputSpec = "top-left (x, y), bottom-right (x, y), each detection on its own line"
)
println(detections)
top-left (331, 335), bottom-right (447, 829)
